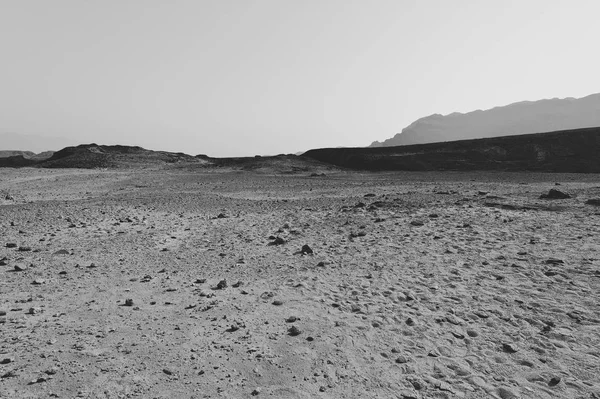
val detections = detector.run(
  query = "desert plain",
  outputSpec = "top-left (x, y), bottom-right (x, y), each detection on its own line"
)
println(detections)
top-left (1, 165), bottom-right (600, 399)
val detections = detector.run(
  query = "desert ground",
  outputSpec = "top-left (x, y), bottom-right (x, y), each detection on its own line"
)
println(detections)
top-left (1, 166), bottom-right (599, 399)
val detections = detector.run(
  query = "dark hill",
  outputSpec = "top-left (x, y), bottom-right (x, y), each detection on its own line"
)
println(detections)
top-left (0, 155), bottom-right (40, 168)
top-left (39, 144), bottom-right (201, 169)
top-left (303, 127), bottom-right (600, 173)
top-left (0, 144), bottom-right (336, 174)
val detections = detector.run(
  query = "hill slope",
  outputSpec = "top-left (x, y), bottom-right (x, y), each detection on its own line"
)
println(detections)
top-left (371, 93), bottom-right (600, 147)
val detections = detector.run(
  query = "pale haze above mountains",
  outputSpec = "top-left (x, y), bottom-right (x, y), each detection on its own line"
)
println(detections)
top-left (3, 93), bottom-right (600, 155)
top-left (0, 132), bottom-right (78, 154)
top-left (371, 93), bottom-right (600, 148)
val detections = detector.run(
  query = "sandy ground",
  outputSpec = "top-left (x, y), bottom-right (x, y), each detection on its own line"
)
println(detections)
top-left (1, 167), bottom-right (600, 399)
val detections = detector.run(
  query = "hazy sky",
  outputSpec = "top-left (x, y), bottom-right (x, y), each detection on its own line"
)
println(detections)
top-left (1, 1), bottom-right (599, 156)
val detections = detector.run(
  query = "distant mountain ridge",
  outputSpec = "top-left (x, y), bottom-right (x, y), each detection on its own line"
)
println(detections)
top-left (371, 93), bottom-right (600, 147)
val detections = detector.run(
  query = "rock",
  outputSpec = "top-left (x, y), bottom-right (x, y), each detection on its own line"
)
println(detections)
top-left (545, 258), bottom-right (564, 265)
top-left (300, 244), bottom-right (313, 255)
top-left (232, 280), bottom-right (243, 288)
top-left (395, 355), bottom-right (409, 364)
top-left (0, 358), bottom-right (14, 364)
top-left (405, 317), bottom-right (415, 326)
top-left (539, 189), bottom-right (571, 199)
top-left (288, 326), bottom-right (301, 336)
top-left (497, 386), bottom-right (519, 399)
top-left (548, 376), bottom-right (561, 386)
top-left (398, 389), bottom-right (419, 399)
top-left (0, 259), bottom-right (7, 266)
top-left (5, 243), bottom-right (17, 248)
top-left (124, 299), bottom-right (134, 307)
top-left (466, 329), bottom-right (478, 337)
top-left (31, 279), bottom-right (45, 285)
top-left (0, 310), bottom-right (6, 316)
top-left (216, 279), bottom-right (227, 290)
top-left (162, 368), bottom-right (174, 375)
top-left (502, 343), bottom-right (518, 353)
top-left (268, 237), bottom-right (286, 246)
top-left (272, 300), bottom-right (283, 306)
top-left (586, 199), bottom-right (600, 206)
top-left (410, 220), bottom-right (424, 226)
top-left (285, 316), bottom-right (297, 323)
top-left (18, 246), bottom-right (32, 252)
top-left (216, 213), bottom-right (227, 219)
top-left (13, 264), bottom-right (26, 272)
top-left (53, 249), bottom-right (70, 255)
top-left (251, 387), bottom-right (262, 396)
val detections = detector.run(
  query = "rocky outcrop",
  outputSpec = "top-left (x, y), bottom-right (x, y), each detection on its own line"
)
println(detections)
top-left (304, 127), bottom-right (600, 172)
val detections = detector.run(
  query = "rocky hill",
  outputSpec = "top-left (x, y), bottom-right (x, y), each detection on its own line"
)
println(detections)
top-left (305, 126), bottom-right (600, 173)
top-left (0, 144), bottom-right (336, 174)
top-left (371, 93), bottom-right (600, 147)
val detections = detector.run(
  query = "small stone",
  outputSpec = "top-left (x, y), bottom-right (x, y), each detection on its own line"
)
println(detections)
top-left (410, 220), bottom-right (424, 227)
top-left (18, 246), bottom-right (32, 252)
top-left (251, 387), bottom-right (261, 396)
top-left (285, 316), bottom-right (298, 323)
top-left (300, 244), bottom-right (313, 255)
top-left (0, 358), bottom-right (14, 364)
top-left (124, 299), bottom-right (134, 307)
top-left (232, 280), bottom-right (243, 288)
top-left (32, 279), bottom-right (45, 285)
top-left (53, 249), bottom-right (70, 255)
top-left (405, 317), bottom-right (415, 326)
top-left (269, 237), bottom-right (285, 246)
top-left (399, 389), bottom-right (419, 399)
top-left (548, 376), bottom-right (561, 386)
top-left (395, 355), bottom-right (409, 364)
top-left (585, 198), bottom-right (600, 206)
top-left (539, 189), bottom-right (570, 200)
top-left (162, 368), bottom-right (174, 375)
top-left (502, 343), bottom-right (518, 353)
top-left (497, 386), bottom-right (519, 399)
top-left (288, 326), bottom-right (301, 336)
top-left (13, 264), bottom-right (26, 272)
top-left (272, 300), bottom-right (283, 306)
top-left (466, 329), bottom-right (478, 337)
top-left (5, 243), bottom-right (17, 248)
top-left (216, 279), bottom-right (227, 290)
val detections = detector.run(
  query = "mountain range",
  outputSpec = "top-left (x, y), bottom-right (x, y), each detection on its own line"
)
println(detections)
top-left (370, 93), bottom-right (600, 147)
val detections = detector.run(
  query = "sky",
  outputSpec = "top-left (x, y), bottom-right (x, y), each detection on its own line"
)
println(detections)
top-left (1, 0), bottom-right (599, 156)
